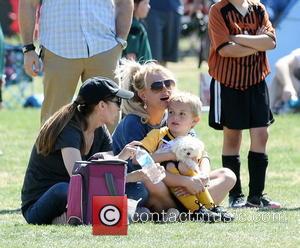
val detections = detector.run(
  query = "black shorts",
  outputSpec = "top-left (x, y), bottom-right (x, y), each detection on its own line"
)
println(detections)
top-left (209, 79), bottom-right (275, 130)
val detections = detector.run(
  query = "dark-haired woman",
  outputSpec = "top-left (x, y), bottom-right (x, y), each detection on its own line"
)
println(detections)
top-left (21, 77), bottom-right (151, 224)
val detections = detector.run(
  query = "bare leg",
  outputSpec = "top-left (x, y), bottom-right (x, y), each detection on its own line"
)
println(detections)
top-left (249, 127), bottom-right (268, 153)
top-left (208, 168), bottom-right (236, 205)
top-left (222, 127), bottom-right (242, 155)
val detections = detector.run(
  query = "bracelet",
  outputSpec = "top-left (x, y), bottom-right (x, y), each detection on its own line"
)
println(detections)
top-left (116, 37), bottom-right (127, 50)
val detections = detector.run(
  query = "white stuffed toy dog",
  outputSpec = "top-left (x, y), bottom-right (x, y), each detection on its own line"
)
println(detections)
top-left (171, 136), bottom-right (205, 172)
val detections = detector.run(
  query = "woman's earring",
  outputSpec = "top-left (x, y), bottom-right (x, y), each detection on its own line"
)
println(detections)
top-left (143, 98), bottom-right (147, 109)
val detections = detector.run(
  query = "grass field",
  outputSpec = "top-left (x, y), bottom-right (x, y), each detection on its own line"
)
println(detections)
top-left (0, 57), bottom-right (299, 247)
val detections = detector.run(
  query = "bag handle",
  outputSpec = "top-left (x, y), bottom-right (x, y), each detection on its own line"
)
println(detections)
top-left (104, 173), bottom-right (117, 196)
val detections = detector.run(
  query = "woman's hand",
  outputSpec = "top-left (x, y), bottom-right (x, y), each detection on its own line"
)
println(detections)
top-left (118, 141), bottom-right (142, 160)
top-left (88, 152), bottom-right (104, 161)
top-left (126, 163), bottom-right (165, 183)
top-left (126, 169), bottom-right (151, 183)
top-left (151, 163), bottom-right (166, 183)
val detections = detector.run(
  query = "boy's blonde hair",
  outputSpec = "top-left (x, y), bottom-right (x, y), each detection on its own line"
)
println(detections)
top-left (115, 58), bottom-right (176, 122)
top-left (169, 92), bottom-right (202, 117)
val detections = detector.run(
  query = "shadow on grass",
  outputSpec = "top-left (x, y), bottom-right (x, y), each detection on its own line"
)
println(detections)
top-left (0, 208), bottom-right (21, 215)
top-left (258, 207), bottom-right (300, 212)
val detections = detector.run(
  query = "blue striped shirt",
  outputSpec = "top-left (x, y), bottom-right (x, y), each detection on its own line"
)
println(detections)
top-left (39, 0), bottom-right (118, 58)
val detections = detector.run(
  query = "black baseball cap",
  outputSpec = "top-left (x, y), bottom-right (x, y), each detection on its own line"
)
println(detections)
top-left (78, 77), bottom-right (134, 104)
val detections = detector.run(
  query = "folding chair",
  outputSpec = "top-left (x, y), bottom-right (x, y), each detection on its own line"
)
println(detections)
top-left (3, 43), bottom-right (34, 108)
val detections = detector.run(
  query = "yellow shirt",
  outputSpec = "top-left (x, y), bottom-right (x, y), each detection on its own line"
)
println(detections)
top-left (140, 127), bottom-right (209, 159)
top-left (140, 127), bottom-right (175, 153)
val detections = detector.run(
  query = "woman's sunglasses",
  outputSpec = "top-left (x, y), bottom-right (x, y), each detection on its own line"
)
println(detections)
top-left (150, 79), bottom-right (175, 92)
top-left (108, 97), bottom-right (122, 108)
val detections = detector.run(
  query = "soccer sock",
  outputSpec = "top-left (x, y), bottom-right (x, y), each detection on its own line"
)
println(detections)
top-left (222, 155), bottom-right (242, 197)
top-left (171, 190), bottom-right (213, 212)
top-left (248, 151), bottom-right (268, 198)
top-left (196, 189), bottom-right (215, 209)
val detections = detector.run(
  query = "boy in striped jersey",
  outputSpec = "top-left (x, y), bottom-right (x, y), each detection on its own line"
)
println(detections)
top-left (207, 0), bottom-right (281, 208)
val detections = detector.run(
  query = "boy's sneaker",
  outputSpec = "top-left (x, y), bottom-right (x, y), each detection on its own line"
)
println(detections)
top-left (193, 206), bottom-right (221, 223)
top-left (245, 195), bottom-right (281, 209)
top-left (229, 194), bottom-right (246, 208)
top-left (211, 206), bottom-right (235, 222)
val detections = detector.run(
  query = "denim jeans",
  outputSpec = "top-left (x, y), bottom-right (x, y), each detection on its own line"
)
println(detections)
top-left (126, 182), bottom-right (149, 207)
top-left (23, 182), bottom-right (68, 224)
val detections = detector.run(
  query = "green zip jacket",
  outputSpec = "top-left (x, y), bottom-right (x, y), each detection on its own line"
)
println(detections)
top-left (123, 18), bottom-right (152, 62)
top-left (0, 25), bottom-right (4, 77)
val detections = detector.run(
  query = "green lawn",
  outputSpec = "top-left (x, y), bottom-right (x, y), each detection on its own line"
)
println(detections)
top-left (0, 57), bottom-right (299, 247)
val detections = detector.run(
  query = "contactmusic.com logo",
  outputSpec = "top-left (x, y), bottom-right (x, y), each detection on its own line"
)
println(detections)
top-left (92, 196), bottom-right (128, 235)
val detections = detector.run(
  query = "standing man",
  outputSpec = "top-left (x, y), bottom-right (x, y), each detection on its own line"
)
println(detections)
top-left (0, 25), bottom-right (4, 157)
top-left (19, 0), bottom-right (133, 128)
top-left (144, 0), bottom-right (183, 66)
top-left (0, 24), bottom-right (5, 110)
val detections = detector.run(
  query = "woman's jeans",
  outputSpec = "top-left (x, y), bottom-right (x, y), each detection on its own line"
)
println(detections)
top-left (23, 181), bottom-right (149, 224)
top-left (126, 182), bottom-right (149, 207)
top-left (23, 182), bottom-right (68, 224)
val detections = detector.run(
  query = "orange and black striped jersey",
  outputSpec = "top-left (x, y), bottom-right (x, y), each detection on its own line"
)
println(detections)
top-left (208, 0), bottom-right (276, 90)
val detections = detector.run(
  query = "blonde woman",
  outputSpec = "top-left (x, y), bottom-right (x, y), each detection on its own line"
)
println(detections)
top-left (113, 59), bottom-right (236, 213)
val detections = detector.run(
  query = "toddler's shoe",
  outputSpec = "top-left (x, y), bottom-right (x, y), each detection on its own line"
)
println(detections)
top-left (193, 206), bottom-right (221, 223)
top-left (211, 206), bottom-right (234, 222)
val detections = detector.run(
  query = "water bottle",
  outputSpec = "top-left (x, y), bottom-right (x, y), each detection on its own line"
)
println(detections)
top-left (136, 147), bottom-right (166, 184)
